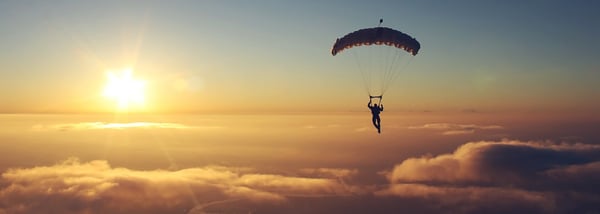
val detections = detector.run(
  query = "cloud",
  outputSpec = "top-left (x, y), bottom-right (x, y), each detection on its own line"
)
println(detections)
top-left (442, 129), bottom-right (475, 135)
top-left (377, 184), bottom-right (555, 213)
top-left (408, 123), bottom-right (504, 135)
top-left (303, 124), bottom-right (341, 129)
top-left (379, 139), bottom-right (600, 213)
top-left (32, 122), bottom-right (223, 131)
top-left (2, 140), bottom-right (599, 213)
top-left (354, 126), bottom-right (370, 132)
top-left (0, 158), bottom-right (358, 214)
top-left (299, 168), bottom-right (358, 179)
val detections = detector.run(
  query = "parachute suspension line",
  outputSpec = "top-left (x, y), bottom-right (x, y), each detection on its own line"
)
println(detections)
top-left (376, 43), bottom-right (385, 96)
top-left (380, 47), bottom-right (402, 95)
top-left (382, 44), bottom-right (394, 96)
top-left (368, 45), bottom-right (379, 96)
top-left (382, 48), bottom-right (403, 93)
top-left (390, 49), bottom-right (411, 93)
top-left (381, 48), bottom-right (394, 93)
top-left (352, 49), bottom-right (371, 96)
top-left (385, 54), bottom-right (415, 94)
top-left (379, 43), bottom-right (393, 96)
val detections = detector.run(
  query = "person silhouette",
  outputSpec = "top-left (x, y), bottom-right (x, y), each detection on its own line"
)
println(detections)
top-left (368, 99), bottom-right (384, 133)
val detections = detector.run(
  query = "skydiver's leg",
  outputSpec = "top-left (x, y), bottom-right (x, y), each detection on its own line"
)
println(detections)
top-left (376, 116), bottom-right (381, 133)
top-left (372, 116), bottom-right (378, 129)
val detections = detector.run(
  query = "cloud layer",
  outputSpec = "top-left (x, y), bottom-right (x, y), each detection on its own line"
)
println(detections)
top-left (1, 140), bottom-right (599, 213)
top-left (380, 140), bottom-right (600, 213)
top-left (0, 159), bottom-right (357, 214)
top-left (408, 123), bottom-right (503, 135)
top-left (32, 122), bottom-right (222, 131)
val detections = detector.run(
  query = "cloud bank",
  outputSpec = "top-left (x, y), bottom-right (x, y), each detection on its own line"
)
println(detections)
top-left (1, 140), bottom-right (599, 213)
top-left (32, 122), bottom-right (222, 131)
top-left (408, 123), bottom-right (504, 135)
top-left (379, 140), bottom-right (600, 213)
top-left (0, 159), bottom-right (357, 214)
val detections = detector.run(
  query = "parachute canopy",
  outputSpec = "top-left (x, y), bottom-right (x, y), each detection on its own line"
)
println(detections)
top-left (331, 27), bottom-right (420, 56)
top-left (331, 25), bottom-right (420, 98)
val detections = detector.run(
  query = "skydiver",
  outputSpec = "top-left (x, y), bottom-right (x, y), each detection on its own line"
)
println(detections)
top-left (368, 99), bottom-right (384, 134)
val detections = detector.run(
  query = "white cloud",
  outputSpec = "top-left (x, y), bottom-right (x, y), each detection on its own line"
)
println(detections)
top-left (2, 140), bottom-right (599, 213)
top-left (32, 122), bottom-right (223, 131)
top-left (0, 158), bottom-right (358, 214)
top-left (378, 139), bottom-right (600, 213)
top-left (408, 123), bottom-right (504, 135)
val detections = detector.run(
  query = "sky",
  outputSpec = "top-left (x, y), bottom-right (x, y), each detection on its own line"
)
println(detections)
top-left (1, 1), bottom-right (600, 214)
top-left (0, 0), bottom-right (598, 114)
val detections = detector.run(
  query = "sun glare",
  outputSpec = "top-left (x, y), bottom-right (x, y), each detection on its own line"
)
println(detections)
top-left (103, 68), bottom-right (146, 111)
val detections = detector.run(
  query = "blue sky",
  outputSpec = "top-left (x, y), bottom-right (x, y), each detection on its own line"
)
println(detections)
top-left (0, 0), bottom-right (598, 113)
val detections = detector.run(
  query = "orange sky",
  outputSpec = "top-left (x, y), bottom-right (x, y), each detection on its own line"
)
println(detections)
top-left (0, 1), bottom-right (598, 115)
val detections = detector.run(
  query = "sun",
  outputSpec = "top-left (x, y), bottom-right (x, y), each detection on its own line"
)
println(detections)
top-left (102, 68), bottom-right (146, 111)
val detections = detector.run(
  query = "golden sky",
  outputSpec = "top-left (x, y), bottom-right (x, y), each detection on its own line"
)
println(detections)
top-left (0, 1), bottom-right (598, 115)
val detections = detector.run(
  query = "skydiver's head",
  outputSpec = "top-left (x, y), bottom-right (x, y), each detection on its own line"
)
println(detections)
top-left (374, 104), bottom-right (378, 107)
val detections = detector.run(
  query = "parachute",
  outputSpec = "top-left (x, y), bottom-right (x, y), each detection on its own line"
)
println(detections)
top-left (332, 22), bottom-right (420, 104)
top-left (331, 27), bottom-right (420, 56)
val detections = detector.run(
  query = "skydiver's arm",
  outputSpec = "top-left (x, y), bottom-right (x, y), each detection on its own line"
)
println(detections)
top-left (380, 105), bottom-right (384, 111)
